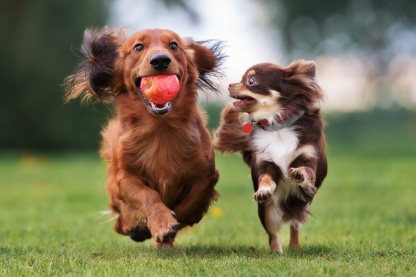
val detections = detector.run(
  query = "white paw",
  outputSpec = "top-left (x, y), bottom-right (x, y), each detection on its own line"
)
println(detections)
top-left (254, 187), bottom-right (273, 204)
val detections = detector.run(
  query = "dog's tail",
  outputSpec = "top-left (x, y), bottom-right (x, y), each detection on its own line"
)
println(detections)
top-left (213, 103), bottom-right (250, 154)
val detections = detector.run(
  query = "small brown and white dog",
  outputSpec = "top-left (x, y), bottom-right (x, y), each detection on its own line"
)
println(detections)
top-left (214, 60), bottom-right (327, 253)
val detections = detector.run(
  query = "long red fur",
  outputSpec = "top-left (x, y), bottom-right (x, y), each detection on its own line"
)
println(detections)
top-left (65, 28), bottom-right (225, 246)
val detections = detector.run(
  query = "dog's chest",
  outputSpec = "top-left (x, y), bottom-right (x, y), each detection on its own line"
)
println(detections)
top-left (252, 127), bottom-right (299, 174)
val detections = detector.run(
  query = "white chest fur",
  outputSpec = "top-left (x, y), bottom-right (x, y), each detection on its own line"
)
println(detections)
top-left (252, 127), bottom-right (299, 177)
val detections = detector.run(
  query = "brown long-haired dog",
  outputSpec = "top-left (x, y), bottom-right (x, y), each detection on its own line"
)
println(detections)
top-left (214, 60), bottom-right (327, 253)
top-left (65, 27), bottom-right (225, 247)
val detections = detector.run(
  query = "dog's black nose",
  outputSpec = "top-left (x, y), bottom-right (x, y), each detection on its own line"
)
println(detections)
top-left (229, 83), bottom-right (237, 87)
top-left (150, 54), bottom-right (171, 70)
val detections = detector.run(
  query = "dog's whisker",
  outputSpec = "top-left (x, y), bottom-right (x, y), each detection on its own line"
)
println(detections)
top-left (100, 214), bottom-right (119, 224)
top-left (98, 210), bottom-right (113, 217)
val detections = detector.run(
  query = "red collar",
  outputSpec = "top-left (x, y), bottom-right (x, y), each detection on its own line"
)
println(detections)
top-left (242, 119), bottom-right (268, 133)
top-left (241, 110), bottom-right (305, 133)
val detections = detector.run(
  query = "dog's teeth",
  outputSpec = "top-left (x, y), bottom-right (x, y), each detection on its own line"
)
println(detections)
top-left (151, 102), bottom-right (169, 110)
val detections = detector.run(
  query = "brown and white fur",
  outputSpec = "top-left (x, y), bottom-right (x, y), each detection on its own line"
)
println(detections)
top-left (65, 28), bottom-right (225, 247)
top-left (214, 60), bottom-right (327, 253)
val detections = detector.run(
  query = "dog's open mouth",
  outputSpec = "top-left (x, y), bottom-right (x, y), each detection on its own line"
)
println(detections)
top-left (146, 99), bottom-right (172, 116)
top-left (135, 74), bottom-right (176, 115)
top-left (232, 95), bottom-right (256, 109)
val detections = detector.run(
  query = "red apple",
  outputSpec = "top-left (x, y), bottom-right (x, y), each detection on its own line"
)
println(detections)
top-left (140, 74), bottom-right (179, 104)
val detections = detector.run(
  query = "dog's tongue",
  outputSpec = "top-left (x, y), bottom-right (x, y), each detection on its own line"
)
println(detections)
top-left (140, 75), bottom-right (179, 104)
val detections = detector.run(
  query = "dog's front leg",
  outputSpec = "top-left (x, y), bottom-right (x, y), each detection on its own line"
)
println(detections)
top-left (118, 175), bottom-right (180, 246)
top-left (253, 161), bottom-right (281, 204)
top-left (254, 174), bottom-right (276, 204)
top-left (253, 161), bottom-right (285, 253)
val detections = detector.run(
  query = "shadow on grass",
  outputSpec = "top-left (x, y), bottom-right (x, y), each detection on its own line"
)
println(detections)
top-left (3, 243), bottom-right (412, 270)
top-left (84, 243), bottom-right (339, 260)
top-left (0, 241), bottom-right (339, 261)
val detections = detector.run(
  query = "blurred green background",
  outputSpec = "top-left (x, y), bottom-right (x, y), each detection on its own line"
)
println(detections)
top-left (0, 0), bottom-right (415, 150)
top-left (1, 2), bottom-right (415, 275)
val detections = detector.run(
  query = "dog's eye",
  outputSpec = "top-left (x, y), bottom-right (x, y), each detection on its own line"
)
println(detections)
top-left (133, 44), bottom-right (144, 52)
top-left (169, 42), bottom-right (178, 51)
top-left (248, 77), bottom-right (256, 86)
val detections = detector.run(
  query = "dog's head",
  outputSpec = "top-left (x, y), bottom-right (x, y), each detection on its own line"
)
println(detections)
top-left (229, 60), bottom-right (324, 121)
top-left (65, 28), bottom-right (225, 115)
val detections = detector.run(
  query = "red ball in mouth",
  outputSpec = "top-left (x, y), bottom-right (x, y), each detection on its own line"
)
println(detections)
top-left (140, 74), bottom-right (179, 104)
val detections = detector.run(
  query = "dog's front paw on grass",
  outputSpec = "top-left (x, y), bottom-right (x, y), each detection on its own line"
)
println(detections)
top-left (288, 167), bottom-right (317, 198)
top-left (148, 209), bottom-right (180, 245)
top-left (154, 223), bottom-right (180, 245)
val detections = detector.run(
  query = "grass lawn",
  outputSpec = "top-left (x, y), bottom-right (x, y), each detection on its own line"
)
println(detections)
top-left (1, 112), bottom-right (415, 276)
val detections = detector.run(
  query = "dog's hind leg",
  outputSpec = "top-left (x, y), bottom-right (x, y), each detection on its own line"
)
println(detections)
top-left (258, 202), bottom-right (284, 254)
top-left (289, 220), bottom-right (301, 248)
top-left (173, 169), bottom-right (219, 226)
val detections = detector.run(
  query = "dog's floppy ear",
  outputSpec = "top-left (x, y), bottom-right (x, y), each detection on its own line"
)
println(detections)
top-left (185, 38), bottom-right (226, 93)
top-left (65, 27), bottom-right (126, 102)
top-left (285, 59), bottom-right (324, 101)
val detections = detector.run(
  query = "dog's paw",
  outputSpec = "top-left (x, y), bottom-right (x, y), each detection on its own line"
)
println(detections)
top-left (288, 167), bottom-right (308, 183)
top-left (129, 225), bottom-right (152, 242)
top-left (148, 209), bottom-right (180, 245)
top-left (154, 222), bottom-right (180, 244)
top-left (288, 167), bottom-right (317, 198)
top-left (254, 187), bottom-right (273, 204)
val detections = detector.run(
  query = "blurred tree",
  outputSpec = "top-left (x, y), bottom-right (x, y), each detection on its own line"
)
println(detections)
top-left (4, 0), bottom-right (413, 150)
top-left (156, 0), bottom-right (199, 22)
top-left (136, 0), bottom-right (416, 108)
top-left (258, 0), bottom-right (416, 107)
top-left (0, 0), bottom-right (201, 150)
top-left (0, 0), bottom-right (111, 150)
top-left (260, 0), bottom-right (416, 58)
